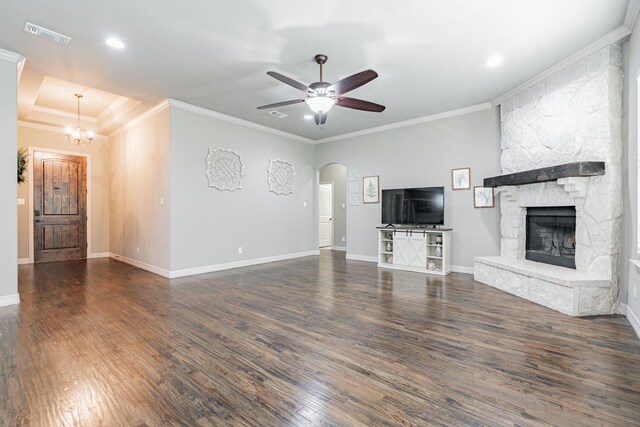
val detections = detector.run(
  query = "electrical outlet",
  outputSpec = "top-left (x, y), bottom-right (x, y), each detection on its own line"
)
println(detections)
top-left (238, 247), bottom-right (243, 254)
top-left (160, 197), bottom-right (164, 205)
top-left (137, 246), bottom-right (140, 254)
top-left (634, 283), bottom-right (637, 299)
top-left (303, 202), bottom-right (307, 208)
top-left (342, 236), bottom-right (346, 242)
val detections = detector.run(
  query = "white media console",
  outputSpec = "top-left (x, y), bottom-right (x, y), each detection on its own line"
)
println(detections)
top-left (377, 227), bottom-right (452, 275)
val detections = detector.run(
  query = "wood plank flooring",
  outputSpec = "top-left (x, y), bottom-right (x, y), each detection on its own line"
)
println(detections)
top-left (1, 250), bottom-right (640, 426)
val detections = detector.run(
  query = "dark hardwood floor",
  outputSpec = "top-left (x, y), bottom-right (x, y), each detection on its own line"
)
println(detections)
top-left (2, 250), bottom-right (640, 426)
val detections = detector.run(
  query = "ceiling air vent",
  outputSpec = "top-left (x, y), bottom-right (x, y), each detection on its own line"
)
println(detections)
top-left (269, 111), bottom-right (288, 119)
top-left (23, 22), bottom-right (71, 46)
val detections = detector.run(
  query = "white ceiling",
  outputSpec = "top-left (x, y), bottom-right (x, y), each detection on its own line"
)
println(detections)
top-left (0, 0), bottom-right (632, 140)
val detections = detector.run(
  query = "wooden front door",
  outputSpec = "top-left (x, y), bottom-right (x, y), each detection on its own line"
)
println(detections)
top-left (33, 151), bottom-right (87, 263)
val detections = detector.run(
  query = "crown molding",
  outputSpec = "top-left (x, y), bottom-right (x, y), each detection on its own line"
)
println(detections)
top-left (625, 0), bottom-right (640, 30)
top-left (167, 99), bottom-right (314, 144)
top-left (30, 105), bottom-right (98, 123)
top-left (492, 25), bottom-right (630, 107)
top-left (0, 48), bottom-right (22, 63)
top-left (314, 103), bottom-right (493, 144)
top-left (16, 57), bottom-right (25, 82)
top-left (109, 99), bottom-right (170, 136)
top-left (18, 120), bottom-right (108, 142)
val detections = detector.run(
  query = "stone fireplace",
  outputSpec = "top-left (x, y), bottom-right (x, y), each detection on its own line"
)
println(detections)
top-left (525, 206), bottom-right (576, 269)
top-left (474, 45), bottom-right (623, 317)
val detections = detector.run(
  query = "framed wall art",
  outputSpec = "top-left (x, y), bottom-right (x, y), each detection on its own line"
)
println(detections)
top-left (474, 186), bottom-right (494, 208)
top-left (452, 167), bottom-right (471, 190)
top-left (362, 176), bottom-right (379, 203)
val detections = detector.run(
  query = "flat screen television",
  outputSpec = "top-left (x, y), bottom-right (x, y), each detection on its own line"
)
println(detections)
top-left (381, 186), bottom-right (445, 226)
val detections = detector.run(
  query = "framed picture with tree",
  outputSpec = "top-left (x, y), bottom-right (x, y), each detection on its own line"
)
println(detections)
top-left (451, 167), bottom-right (470, 190)
top-left (363, 176), bottom-right (379, 203)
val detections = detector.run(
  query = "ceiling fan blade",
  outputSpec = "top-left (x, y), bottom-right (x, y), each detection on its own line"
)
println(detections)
top-left (328, 70), bottom-right (378, 95)
top-left (266, 71), bottom-right (310, 92)
top-left (335, 97), bottom-right (386, 112)
top-left (257, 99), bottom-right (305, 110)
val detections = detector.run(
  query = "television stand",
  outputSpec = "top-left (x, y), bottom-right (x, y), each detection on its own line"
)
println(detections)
top-left (384, 224), bottom-right (395, 228)
top-left (376, 226), bottom-right (452, 276)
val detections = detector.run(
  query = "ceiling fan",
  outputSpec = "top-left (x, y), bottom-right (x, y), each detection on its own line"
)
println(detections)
top-left (257, 54), bottom-right (385, 125)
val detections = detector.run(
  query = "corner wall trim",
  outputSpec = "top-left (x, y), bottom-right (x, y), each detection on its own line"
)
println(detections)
top-left (167, 99), bottom-right (314, 144)
top-left (109, 253), bottom-right (172, 278)
top-left (0, 294), bottom-right (20, 307)
top-left (451, 265), bottom-right (475, 275)
top-left (627, 304), bottom-right (640, 340)
top-left (169, 250), bottom-right (320, 278)
top-left (18, 258), bottom-right (30, 265)
top-left (346, 254), bottom-right (378, 263)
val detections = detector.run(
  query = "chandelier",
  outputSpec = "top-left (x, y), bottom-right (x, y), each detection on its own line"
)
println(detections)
top-left (65, 94), bottom-right (95, 145)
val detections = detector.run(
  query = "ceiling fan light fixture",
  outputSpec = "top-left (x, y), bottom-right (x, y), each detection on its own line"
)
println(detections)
top-left (306, 96), bottom-right (335, 113)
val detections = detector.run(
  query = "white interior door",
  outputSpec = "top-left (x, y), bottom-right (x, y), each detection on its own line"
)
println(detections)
top-left (319, 183), bottom-right (333, 247)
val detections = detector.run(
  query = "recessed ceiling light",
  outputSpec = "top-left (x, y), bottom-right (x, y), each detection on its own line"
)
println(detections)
top-left (105, 37), bottom-right (125, 49)
top-left (304, 114), bottom-right (313, 120)
top-left (485, 55), bottom-right (504, 68)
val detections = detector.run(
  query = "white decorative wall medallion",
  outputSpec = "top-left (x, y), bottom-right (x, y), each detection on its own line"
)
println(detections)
top-left (205, 147), bottom-right (244, 191)
top-left (267, 158), bottom-right (295, 195)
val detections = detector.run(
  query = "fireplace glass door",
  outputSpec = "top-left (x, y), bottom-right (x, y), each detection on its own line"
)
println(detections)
top-left (525, 206), bottom-right (576, 269)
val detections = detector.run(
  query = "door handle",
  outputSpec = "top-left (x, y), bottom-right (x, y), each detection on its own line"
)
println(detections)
top-left (35, 219), bottom-right (41, 223)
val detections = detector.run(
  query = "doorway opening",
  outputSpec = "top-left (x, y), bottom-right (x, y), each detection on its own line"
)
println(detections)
top-left (318, 163), bottom-right (347, 251)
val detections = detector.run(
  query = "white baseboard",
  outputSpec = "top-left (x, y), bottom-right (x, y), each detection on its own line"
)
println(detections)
top-left (626, 304), bottom-right (640, 340)
top-left (169, 250), bottom-right (320, 278)
top-left (346, 254), bottom-right (378, 263)
top-left (88, 252), bottom-right (110, 259)
top-left (331, 246), bottom-right (347, 251)
top-left (0, 293), bottom-right (20, 307)
top-left (109, 253), bottom-right (172, 278)
top-left (18, 258), bottom-right (30, 265)
top-left (452, 265), bottom-right (475, 275)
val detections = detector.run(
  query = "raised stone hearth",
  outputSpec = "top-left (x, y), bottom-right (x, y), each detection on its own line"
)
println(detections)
top-left (474, 45), bottom-right (622, 317)
top-left (475, 257), bottom-right (610, 316)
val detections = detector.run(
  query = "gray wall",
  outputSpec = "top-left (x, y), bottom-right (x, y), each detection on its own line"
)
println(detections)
top-left (169, 106), bottom-right (316, 271)
top-left (623, 20), bottom-right (640, 317)
top-left (315, 108), bottom-right (502, 269)
top-left (319, 163), bottom-right (347, 248)
top-left (0, 55), bottom-right (18, 300)
top-left (109, 107), bottom-right (171, 271)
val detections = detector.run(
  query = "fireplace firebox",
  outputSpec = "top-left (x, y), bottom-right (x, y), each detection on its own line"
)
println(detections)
top-left (525, 206), bottom-right (576, 269)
